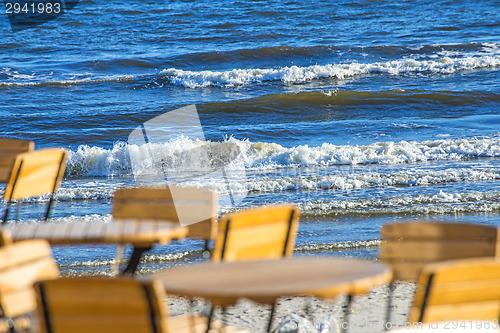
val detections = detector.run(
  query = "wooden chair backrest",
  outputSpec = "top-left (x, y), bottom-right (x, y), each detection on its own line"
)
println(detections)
top-left (0, 239), bottom-right (59, 318)
top-left (380, 221), bottom-right (500, 281)
top-left (211, 205), bottom-right (300, 263)
top-left (112, 186), bottom-right (218, 240)
top-left (0, 138), bottom-right (34, 183)
top-left (409, 258), bottom-right (500, 323)
top-left (0, 231), bottom-right (12, 247)
top-left (35, 277), bottom-right (169, 333)
top-left (3, 148), bottom-right (67, 202)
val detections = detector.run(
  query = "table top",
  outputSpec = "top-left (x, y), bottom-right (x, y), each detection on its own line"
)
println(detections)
top-left (0, 219), bottom-right (188, 246)
top-left (151, 256), bottom-right (392, 306)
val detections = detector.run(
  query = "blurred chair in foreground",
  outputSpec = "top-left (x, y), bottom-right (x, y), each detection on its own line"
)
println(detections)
top-left (2, 148), bottom-right (67, 223)
top-left (209, 205), bottom-right (300, 332)
top-left (111, 186), bottom-right (218, 274)
top-left (0, 138), bottom-right (34, 184)
top-left (380, 221), bottom-right (499, 326)
top-left (388, 258), bottom-right (500, 332)
top-left (410, 258), bottom-right (500, 323)
top-left (113, 186), bottom-right (218, 248)
top-left (0, 236), bottom-right (59, 333)
top-left (35, 277), bottom-right (251, 333)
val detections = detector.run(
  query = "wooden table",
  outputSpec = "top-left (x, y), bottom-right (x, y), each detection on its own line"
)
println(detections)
top-left (0, 219), bottom-right (187, 274)
top-left (152, 256), bottom-right (391, 332)
top-left (152, 257), bottom-right (392, 306)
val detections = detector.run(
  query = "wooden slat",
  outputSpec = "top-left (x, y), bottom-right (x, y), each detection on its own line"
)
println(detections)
top-left (219, 222), bottom-right (289, 261)
top-left (0, 230), bottom-right (12, 246)
top-left (382, 221), bottom-right (498, 241)
top-left (114, 186), bottom-right (216, 201)
top-left (186, 218), bottom-right (217, 240)
top-left (411, 301), bottom-right (500, 323)
top-left (409, 258), bottom-right (500, 323)
top-left (67, 221), bottom-right (89, 240)
top-left (31, 223), bottom-right (57, 239)
top-left (0, 257), bottom-right (58, 293)
top-left (112, 186), bottom-right (217, 240)
top-left (0, 239), bottom-right (53, 270)
top-left (385, 262), bottom-right (427, 281)
top-left (51, 222), bottom-right (72, 240)
top-left (421, 279), bottom-right (500, 305)
top-left (0, 138), bottom-right (34, 153)
top-left (13, 223), bottom-right (38, 239)
top-left (0, 169), bottom-right (11, 184)
top-left (0, 139), bottom-right (33, 183)
top-left (113, 203), bottom-right (178, 220)
top-left (0, 289), bottom-right (35, 318)
top-left (85, 222), bottom-right (105, 240)
top-left (380, 240), bottom-right (497, 261)
top-left (114, 203), bottom-right (214, 223)
top-left (212, 205), bottom-right (299, 262)
top-left (3, 148), bottom-right (66, 201)
top-left (35, 278), bottom-right (169, 333)
top-left (0, 240), bottom-right (58, 317)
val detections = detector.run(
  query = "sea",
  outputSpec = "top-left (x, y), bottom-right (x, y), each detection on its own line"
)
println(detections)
top-left (1, 0), bottom-right (499, 276)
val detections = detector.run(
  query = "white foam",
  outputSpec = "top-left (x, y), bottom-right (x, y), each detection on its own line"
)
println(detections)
top-left (66, 136), bottom-right (500, 178)
top-left (159, 54), bottom-right (500, 88)
top-left (301, 191), bottom-right (500, 216)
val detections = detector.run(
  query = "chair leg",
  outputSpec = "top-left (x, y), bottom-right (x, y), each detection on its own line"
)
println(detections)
top-left (341, 294), bottom-right (353, 333)
top-left (385, 282), bottom-right (395, 331)
top-left (44, 193), bottom-right (55, 221)
top-left (206, 306), bottom-right (215, 333)
top-left (15, 202), bottom-right (21, 222)
top-left (119, 246), bottom-right (152, 275)
top-left (266, 301), bottom-right (277, 333)
top-left (2, 202), bottom-right (10, 224)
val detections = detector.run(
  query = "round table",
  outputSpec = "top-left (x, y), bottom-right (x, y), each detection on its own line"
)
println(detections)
top-left (151, 256), bottom-right (392, 306)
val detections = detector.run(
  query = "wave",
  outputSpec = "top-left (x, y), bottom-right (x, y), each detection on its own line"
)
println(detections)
top-left (3, 42), bottom-right (500, 88)
top-left (199, 89), bottom-right (500, 112)
top-left (159, 54), bottom-right (500, 88)
top-left (295, 240), bottom-right (381, 253)
top-left (301, 190), bottom-right (500, 217)
top-left (64, 135), bottom-right (500, 178)
top-left (13, 165), bottom-right (498, 204)
top-left (241, 168), bottom-right (500, 193)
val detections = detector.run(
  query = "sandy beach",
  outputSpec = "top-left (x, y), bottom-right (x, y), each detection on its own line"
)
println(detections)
top-left (167, 282), bottom-right (416, 333)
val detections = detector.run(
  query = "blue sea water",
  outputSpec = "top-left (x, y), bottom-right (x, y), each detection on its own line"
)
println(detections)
top-left (1, 0), bottom-right (500, 275)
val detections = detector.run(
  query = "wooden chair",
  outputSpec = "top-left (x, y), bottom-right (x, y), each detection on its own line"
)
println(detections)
top-left (211, 205), bottom-right (300, 263)
top-left (0, 138), bottom-right (34, 184)
top-left (34, 277), bottom-right (251, 333)
top-left (409, 258), bottom-right (500, 324)
top-left (209, 205), bottom-right (300, 332)
top-left (379, 221), bottom-right (500, 326)
top-left (380, 221), bottom-right (499, 281)
top-left (111, 186), bottom-right (218, 274)
top-left (2, 148), bottom-right (67, 223)
top-left (0, 239), bottom-right (59, 333)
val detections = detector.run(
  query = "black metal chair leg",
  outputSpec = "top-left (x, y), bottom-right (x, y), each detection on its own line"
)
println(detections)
top-left (341, 294), bottom-right (353, 333)
top-left (205, 306), bottom-right (215, 333)
top-left (44, 193), bottom-right (55, 221)
top-left (385, 282), bottom-right (395, 331)
top-left (119, 246), bottom-right (152, 275)
top-left (266, 301), bottom-right (277, 333)
top-left (2, 202), bottom-right (10, 224)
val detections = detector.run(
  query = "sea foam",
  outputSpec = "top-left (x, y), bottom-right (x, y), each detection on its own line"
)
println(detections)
top-left (159, 54), bottom-right (500, 88)
top-left (65, 136), bottom-right (500, 178)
